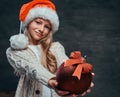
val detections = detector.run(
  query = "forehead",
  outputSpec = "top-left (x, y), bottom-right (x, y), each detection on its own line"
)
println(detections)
top-left (34, 18), bottom-right (51, 25)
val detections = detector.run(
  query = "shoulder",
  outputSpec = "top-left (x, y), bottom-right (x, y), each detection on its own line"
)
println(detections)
top-left (6, 47), bottom-right (37, 64)
top-left (50, 42), bottom-right (69, 66)
top-left (50, 41), bottom-right (66, 56)
top-left (6, 47), bottom-right (24, 59)
top-left (6, 47), bottom-right (25, 54)
top-left (6, 47), bottom-right (30, 59)
top-left (50, 41), bottom-right (65, 50)
top-left (6, 47), bottom-right (16, 55)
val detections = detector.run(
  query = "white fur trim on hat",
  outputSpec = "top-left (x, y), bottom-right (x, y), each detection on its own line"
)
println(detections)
top-left (10, 34), bottom-right (29, 49)
top-left (22, 7), bottom-right (59, 33)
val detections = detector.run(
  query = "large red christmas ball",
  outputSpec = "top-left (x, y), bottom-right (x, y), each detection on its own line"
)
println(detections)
top-left (56, 62), bottom-right (92, 95)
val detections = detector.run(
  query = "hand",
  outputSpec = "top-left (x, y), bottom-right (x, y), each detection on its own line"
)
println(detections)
top-left (48, 77), bottom-right (58, 89)
top-left (55, 89), bottom-right (78, 97)
top-left (48, 78), bottom-right (77, 97)
top-left (80, 72), bottom-right (95, 96)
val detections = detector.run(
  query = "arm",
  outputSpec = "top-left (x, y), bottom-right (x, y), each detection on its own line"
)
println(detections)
top-left (6, 47), bottom-right (55, 86)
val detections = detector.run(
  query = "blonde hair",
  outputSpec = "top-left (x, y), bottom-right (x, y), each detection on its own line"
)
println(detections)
top-left (25, 29), bottom-right (57, 73)
top-left (40, 32), bottom-right (57, 73)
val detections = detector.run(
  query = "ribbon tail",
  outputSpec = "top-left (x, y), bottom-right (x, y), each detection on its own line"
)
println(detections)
top-left (72, 64), bottom-right (83, 80)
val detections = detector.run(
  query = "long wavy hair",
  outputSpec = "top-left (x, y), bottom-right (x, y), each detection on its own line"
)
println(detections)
top-left (25, 28), bottom-right (57, 74)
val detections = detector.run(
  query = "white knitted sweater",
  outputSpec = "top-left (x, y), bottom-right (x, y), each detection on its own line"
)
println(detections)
top-left (6, 42), bottom-right (68, 97)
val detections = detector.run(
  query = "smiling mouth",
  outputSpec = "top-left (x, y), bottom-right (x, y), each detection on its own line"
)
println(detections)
top-left (35, 31), bottom-right (42, 37)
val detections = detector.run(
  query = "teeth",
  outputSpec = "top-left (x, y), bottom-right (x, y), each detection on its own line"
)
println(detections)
top-left (35, 30), bottom-right (39, 32)
top-left (35, 31), bottom-right (39, 33)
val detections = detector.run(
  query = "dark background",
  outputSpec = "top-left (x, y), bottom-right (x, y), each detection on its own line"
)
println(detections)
top-left (0, 0), bottom-right (120, 97)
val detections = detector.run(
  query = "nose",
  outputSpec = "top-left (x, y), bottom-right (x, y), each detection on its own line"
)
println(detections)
top-left (38, 25), bottom-right (44, 33)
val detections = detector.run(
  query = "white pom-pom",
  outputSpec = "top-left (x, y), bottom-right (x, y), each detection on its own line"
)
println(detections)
top-left (10, 34), bottom-right (29, 49)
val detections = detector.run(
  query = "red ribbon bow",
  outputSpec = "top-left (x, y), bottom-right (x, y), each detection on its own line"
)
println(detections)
top-left (64, 51), bottom-right (92, 80)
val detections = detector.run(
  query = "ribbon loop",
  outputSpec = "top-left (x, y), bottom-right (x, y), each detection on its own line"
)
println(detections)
top-left (63, 51), bottom-right (92, 80)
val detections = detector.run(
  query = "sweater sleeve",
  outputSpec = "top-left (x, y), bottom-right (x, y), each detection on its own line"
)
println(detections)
top-left (6, 47), bottom-right (55, 86)
top-left (50, 42), bottom-right (69, 67)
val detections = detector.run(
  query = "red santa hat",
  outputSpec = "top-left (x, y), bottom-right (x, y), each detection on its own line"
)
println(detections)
top-left (19, 0), bottom-right (59, 33)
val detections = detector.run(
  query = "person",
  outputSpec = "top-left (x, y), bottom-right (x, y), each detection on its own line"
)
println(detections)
top-left (6, 0), bottom-right (94, 97)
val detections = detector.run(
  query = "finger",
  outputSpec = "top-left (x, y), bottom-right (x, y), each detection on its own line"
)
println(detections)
top-left (56, 89), bottom-right (69, 96)
top-left (48, 79), bottom-right (58, 88)
top-left (80, 92), bottom-right (86, 96)
top-left (86, 82), bottom-right (94, 93)
top-left (90, 82), bottom-right (94, 88)
top-left (62, 94), bottom-right (76, 97)
top-left (85, 82), bottom-right (94, 94)
top-left (68, 94), bottom-right (76, 97)
top-left (91, 72), bottom-right (95, 77)
top-left (86, 89), bottom-right (91, 93)
top-left (72, 94), bottom-right (77, 97)
top-left (88, 82), bottom-right (94, 90)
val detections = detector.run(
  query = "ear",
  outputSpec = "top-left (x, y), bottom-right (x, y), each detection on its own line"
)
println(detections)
top-left (10, 34), bottom-right (29, 49)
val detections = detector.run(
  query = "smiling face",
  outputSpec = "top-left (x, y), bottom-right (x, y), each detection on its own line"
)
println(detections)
top-left (26, 18), bottom-right (52, 45)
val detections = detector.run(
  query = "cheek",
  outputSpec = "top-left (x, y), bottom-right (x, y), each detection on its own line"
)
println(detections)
top-left (27, 28), bottom-right (33, 36)
top-left (43, 30), bottom-right (49, 36)
top-left (27, 24), bottom-right (32, 32)
top-left (28, 22), bottom-right (36, 30)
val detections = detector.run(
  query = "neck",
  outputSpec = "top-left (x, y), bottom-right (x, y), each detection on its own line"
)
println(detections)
top-left (29, 39), bottom-right (39, 45)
